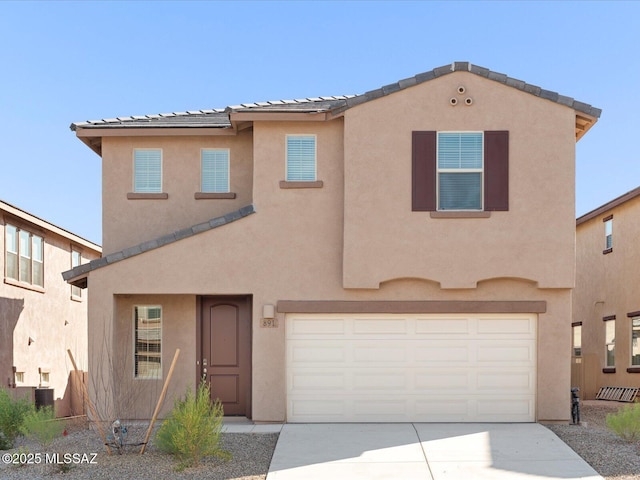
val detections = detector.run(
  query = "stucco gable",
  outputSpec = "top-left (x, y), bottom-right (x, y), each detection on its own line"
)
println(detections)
top-left (61, 204), bottom-right (255, 286)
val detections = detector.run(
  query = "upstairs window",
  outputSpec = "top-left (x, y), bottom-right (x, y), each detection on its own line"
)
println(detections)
top-left (5, 224), bottom-right (44, 288)
top-left (604, 216), bottom-right (613, 253)
top-left (134, 149), bottom-right (162, 193)
top-left (286, 135), bottom-right (316, 182)
top-left (412, 131), bottom-right (508, 212)
top-left (134, 305), bottom-right (162, 379)
top-left (201, 149), bottom-right (230, 193)
top-left (437, 132), bottom-right (483, 210)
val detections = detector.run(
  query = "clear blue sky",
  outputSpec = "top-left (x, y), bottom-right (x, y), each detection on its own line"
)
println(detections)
top-left (1, 1), bottom-right (638, 245)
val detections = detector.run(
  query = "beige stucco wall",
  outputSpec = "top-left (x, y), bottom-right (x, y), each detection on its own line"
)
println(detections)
top-left (0, 212), bottom-right (100, 416)
top-left (86, 71), bottom-right (581, 423)
top-left (574, 195), bottom-right (640, 399)
top-left (343, 72), bottom-right (577, 289)
top-left (101, 130), bottom-right (253, 255)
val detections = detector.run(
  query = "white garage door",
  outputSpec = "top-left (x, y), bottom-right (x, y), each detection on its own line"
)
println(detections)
top-left (286, 313), bottom-right (536, 422)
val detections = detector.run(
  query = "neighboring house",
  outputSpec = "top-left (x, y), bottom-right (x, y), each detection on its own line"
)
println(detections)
top-left (63, 62), bottom-right (600, 423)
top-left (573, 187), bottom-right (640, 400)
top-left (1, 200), bottom-right (101, 416)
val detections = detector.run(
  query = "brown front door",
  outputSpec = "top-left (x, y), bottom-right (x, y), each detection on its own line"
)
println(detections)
top-left (201, 296), bottom-right (251, 417)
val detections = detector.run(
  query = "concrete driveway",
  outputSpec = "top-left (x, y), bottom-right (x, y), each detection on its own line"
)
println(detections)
top-left (266, 423), bottom-right (602, 480)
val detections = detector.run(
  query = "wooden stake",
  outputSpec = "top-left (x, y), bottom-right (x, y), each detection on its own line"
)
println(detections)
top-left (140, 348), bottom-right (180, 454)
top-left (67, 349), bottom-right (112, 455)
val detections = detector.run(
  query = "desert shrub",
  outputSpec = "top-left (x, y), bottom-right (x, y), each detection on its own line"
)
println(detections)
top-left (0, 389), bottom-right (32, 450)
top-left (20, 405), bottom-right (65, 447)
top-left (155, 382), bottom-right (230, 469)
top-left (606, 403), bottom-right (640, 441)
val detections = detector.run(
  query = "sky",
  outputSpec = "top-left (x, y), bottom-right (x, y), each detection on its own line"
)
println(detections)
top-left (1, 1), bottom-right (638, 245)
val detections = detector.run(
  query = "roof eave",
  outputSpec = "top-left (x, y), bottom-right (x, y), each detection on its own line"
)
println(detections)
top-left (577, 186), bottom-right (640, 225)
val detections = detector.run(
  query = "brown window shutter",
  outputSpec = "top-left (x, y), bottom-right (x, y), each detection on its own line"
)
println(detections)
top-left (484, 130), bottom-right (509, 211)
top-left (412, 131), bottom-right (436, 211)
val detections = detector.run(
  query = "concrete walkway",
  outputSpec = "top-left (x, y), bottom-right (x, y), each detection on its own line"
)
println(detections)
top-left (266, 423), bottom-right (602, 480)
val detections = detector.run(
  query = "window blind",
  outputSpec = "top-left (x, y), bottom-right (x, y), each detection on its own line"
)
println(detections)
top-left (286, 136), bottom-right (316, 181)
top-left (134, 149), bottom-right (162, 193)
top-left (201, 150), bottom-right (230, 192)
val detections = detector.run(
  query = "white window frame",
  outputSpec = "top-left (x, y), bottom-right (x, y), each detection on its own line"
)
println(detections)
top-left (71, 249), bottom-right (82, 299)
top-left (133, 305), bottom-right (162, 379)
top-left (631, 317), bottom-right (640, 366)
top-left (201, 149), bottom-right (230, 193)
top-left (604, 218), bottom-right (613, 250)
top-left (572, 324), bottom-right (582, 357)
top-left (5, 224), bottom-right (44, 288)
top-left (286, 134), bottom-right (317, 182)
top-left (436, 131), bottom-right (484, 211)
top-left (133, 149), bottom-right (163, 193)
top-left (605, 319), bottom-right (615, 368)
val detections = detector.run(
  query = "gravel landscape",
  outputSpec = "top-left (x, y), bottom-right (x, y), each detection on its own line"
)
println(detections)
top-left (0, 423), bottom-right (278, 480)
top-left (1, 401), bottom-right (639, 479)
top-left (546, 401), bottom-right (640, 480)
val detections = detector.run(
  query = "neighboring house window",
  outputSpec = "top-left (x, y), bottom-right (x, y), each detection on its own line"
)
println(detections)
top-left (134, 305), bottom-right (162, 379)
top-left (632, 317), bottom-right (640, 366)
top-left (604, 217), bottom-right (613, 252)
top-left (134, 149), bottom-right (162, 193)
top-left (286, 135), bottom-right (316, 181)
top-left (201, 149), bottom-right (230, 192)
top-left (412, 130), bottom-right (509, 212)
top-left (437, 132), bottom-right (483, 210)
top-left (5, 224), bottom-right (44, 287)
top-left (14, 372), bottom-right (24, 384)
top-left (572, 323), bottom-right (582, 357)
top-left (71, 249), bottom-right (82, 298)
top-left (605, 319), bottom-right (615, 368)
top-left (38, 368), bottom-right (50, 387)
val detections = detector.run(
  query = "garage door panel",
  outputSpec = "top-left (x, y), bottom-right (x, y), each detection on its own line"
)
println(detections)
top-left (286, 313), bottom-right (536, 422)
top-left (476, 371), bottom-right (535, 391)
top-left (353, 344), bottom-right (407, 363)
top-left (290, 318), bottom-right (346, 335)
top-left (414, 345), bottom-right (469, 363)
top-left (353, 318), bottom-right (408, 334)
top-left (415, 371), bottom-right (470, 391)
top-left (477, 398), bottom-right (535, 417)
top-left (476, 343), bottom-right (535, 363)
top-left (415, 318), bottom-right (471, 334)
top-left (290, 372), bottom-right (345, 390)
top-left (477, 317), bottom-right (535, 335)
top-left (353, 372), bottom-right (407, 390)
top-left (291, 344), bottom-right (345, 363)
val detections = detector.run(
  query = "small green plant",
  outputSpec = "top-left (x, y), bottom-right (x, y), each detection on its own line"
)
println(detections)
top-left (0, 388), bottom-right (32, 450)
top-left (20, 406), bottom-right (65, 447)
top-left (606, 403), bottom-right (640, 441)
top-left (155, 382), bottom-right (230, 469)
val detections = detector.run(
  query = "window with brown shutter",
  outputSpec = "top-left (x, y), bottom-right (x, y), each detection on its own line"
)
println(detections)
top-left (412, 130), bottom-right (509, 212)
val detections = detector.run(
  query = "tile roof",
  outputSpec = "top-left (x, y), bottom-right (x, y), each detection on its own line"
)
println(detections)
top-left (70, 62), bottom-right (601, 131)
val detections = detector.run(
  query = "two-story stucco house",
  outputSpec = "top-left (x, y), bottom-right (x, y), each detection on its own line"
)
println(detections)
top-left (63, 62), bottom-right (600, 423)
top-left (573, 187), bottom-right (640, 400)
top-left (1, 200), bottom-right (101, 416)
